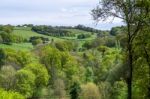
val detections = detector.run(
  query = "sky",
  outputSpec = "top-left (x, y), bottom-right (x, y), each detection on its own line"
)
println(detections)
top-left (0, 0), bottom-right (124, 30)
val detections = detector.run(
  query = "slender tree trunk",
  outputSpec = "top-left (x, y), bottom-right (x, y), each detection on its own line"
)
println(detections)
top-left (127, 22), bottom-right (133, 99)
top-left (127, 43), bottom-right (133, 99)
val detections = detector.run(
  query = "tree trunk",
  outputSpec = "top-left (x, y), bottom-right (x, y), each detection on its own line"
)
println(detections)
top-left (127, 44), bottom-right (133, 99)
top-left (127, 21), bottom-right (133, 99)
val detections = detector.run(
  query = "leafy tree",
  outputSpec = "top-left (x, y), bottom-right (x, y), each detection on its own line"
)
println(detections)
top-left (55, 40), bottom-right (76, 51)
top-left (112, 81), bottom-right (127, 99)
top-left (0, 35), bottom-right (3, 43)
top-left (80, 83), bottom-right (101, 99)
top-left (0, 25), bottom-right (14, 44)
top-left (0, 32), bottom-right (12, 44)
top-left (95, 48), bottom-right (122, 83)
top-left (64, 63), bottom-right (79, 81)
top-left (32, 38), bottom-right (43, 46)
top-left (24, 63), bottom-right (49, 98)
top-left (0, 25), bottom-right (14, 33)
top-left (99, 82), bottom-right (112, 99)
top-left (77, 34), bottom-right (91, 39)
top-left (29, 36), bottom-right (49, 46)
top-left (105, 37), bottom-right (116, 47)
top-left (0, 88), bottom-right (25, 99)
top-left (10, 35), bottom-right (24, 43)
top-left (132, 31), bottom-right (150, 99)
top-left (70, 82), bottom-right (81, 99)
top-left (59, 51), bottom-right (85, 86)
top-left (32, 25), bottom-right (72, 37)
top-left (55, 41), bottom-right (69, 51)
top-left (82, 41), bottom-right (92, 50)
top-left (2, 49), bottom-right (34, 69)
top-left (110, 26), bottom-right (124, 36)
top-left (0, 49), bottom-right (6, 66)
top-left (0, 65), bottom-right (16, 90)
top-left (92, 0), bottom-right (150, 98)
top-left (24, 63), bottom-right (49, 87)
top-left (85, 67), bottom-right (94, 82)
top-left (53, 79), bottom-right (66, 99)
top-left (40, 45), bottom-right (61, 83)
top-left (75, 24), bottom-right (102, 33)
top-left (91, 38), bottom-right (105, 48)
top-left (15, 69), bottom-right (35, 98)
top-left (97, 31), bottom-right (110, 38)
top-left (97, 46), bottom-right (109, 56)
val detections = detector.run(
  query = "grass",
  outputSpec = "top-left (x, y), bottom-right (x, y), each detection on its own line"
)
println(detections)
top-left (65, 29), bottom-right (93, 34)
top-left (13, 28), bottom-right (96, 41)
top-left (61, 29), bottom-right (97, 41)
top-left (13, 27), bottom-right (63, 41)
top-left (0, 27), bottom-right (97, 51)
top-left (0, 43), bottom-right (33, 51)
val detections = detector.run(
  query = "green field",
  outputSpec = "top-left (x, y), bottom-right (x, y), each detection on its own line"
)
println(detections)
top-left (0, 43), bottom-right (33, 51)
top-left (13, 27), bottom-right (96, 41)
top-left (13, 27), bottom-right (62, 41)
top-left (61, 29), bottom-right (97, 40)
top-left (0, 27), bottom-right (97, 51)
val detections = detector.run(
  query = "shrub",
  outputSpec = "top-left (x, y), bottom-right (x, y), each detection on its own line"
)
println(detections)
top-left (15, 69), bottom-right (35, 98)
top-left (0, 35), bottom-right (3, 43)
top-left (77, 34), bottom-right (91, 39)
top-left (32, 38), bottom-right (43, 46)
top-left (80, 83), bottom-right (101, 99)
top-left (24, 63), bottom-right (49, 87)
top-left (0, 88), bottom-right (25, 99)
top-left (70, 82), bottom-right (81, 99)
top-left (53, 79), bottom-right (66, 99)
top-left (0, 65), bottom-right (16, 90)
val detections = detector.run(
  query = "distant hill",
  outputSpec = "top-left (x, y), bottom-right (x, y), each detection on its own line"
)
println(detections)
top-left (0, 26), bottom-right (98, 51)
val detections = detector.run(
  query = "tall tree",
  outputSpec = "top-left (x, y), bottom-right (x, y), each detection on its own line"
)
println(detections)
top-left (92, 0), bottom-right (150, 99)
top-left (40, 45), bottom-right (61, 84)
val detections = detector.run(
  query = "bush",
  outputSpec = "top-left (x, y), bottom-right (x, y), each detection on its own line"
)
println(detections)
top-left (91, 38), bottom-right (105, 48)
top-left (0, 88), bottom-right (25, 99)
top-left (53, 79), bottom-right (66, 99)
top-left (0, 32), bottom-right (12, 45)
top-left (55, 41), bottom-right (68, 51)
top-left (32, 26), bottom-right (72, 37)
top-left (98, 82), bottom-right (112, 99)
top-left (97, 46), bottom-right (109, 56)
top-left (0, 25), bottom-right (14, 33)
top-left (77, 34), bottom-right (91, 39)
top-left (0, 49), bottom-right (6, 66)
top-left (0, 33), bottom-right (24, 44)
top-left (112, 81), bottom-right (127, 99)
top-left (24, 63), bottom-right (49, 87)
top-left (15, 69), bottom-right (35, 98)
top-left (1, 49), bottom-right (34, 68)
top-left (105, 37), bottom-right (116, 47)
top-left (10, 35), bottom-right (24, 43)
top-left (70, 82), bottom-right (81, 99)
top-left (80, 83), bottom-right (101, 99)
top-left (55, 41), bottom-right (74, 51)
top-left (24, 63), bottom-right (49, 98)
top-left (82, 41), bottom-right (92, 49)
top-left (0, 35), bottom-right (3, 43)
top-left (0, 65), bottom-right (16, 90)
top-left (32, 38), bottom-right (43, 46)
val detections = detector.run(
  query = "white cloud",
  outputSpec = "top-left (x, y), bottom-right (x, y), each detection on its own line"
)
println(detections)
top-left (0, 0), bottom-right (123, 29)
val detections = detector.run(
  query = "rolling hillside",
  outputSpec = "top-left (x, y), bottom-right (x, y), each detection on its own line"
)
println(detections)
top-left (0, 27), bottom-right (97, 51)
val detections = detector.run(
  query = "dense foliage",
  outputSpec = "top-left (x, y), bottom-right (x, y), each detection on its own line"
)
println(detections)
top-left (0, 0), bottom-right (149, 98)
top-left (32, 25), bottom-right (75, 37)
top-left (0, 25), bottom-right (24, 44)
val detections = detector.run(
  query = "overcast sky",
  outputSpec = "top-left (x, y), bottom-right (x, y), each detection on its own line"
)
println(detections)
top-left (0, 0), bottom-right (124, 30)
